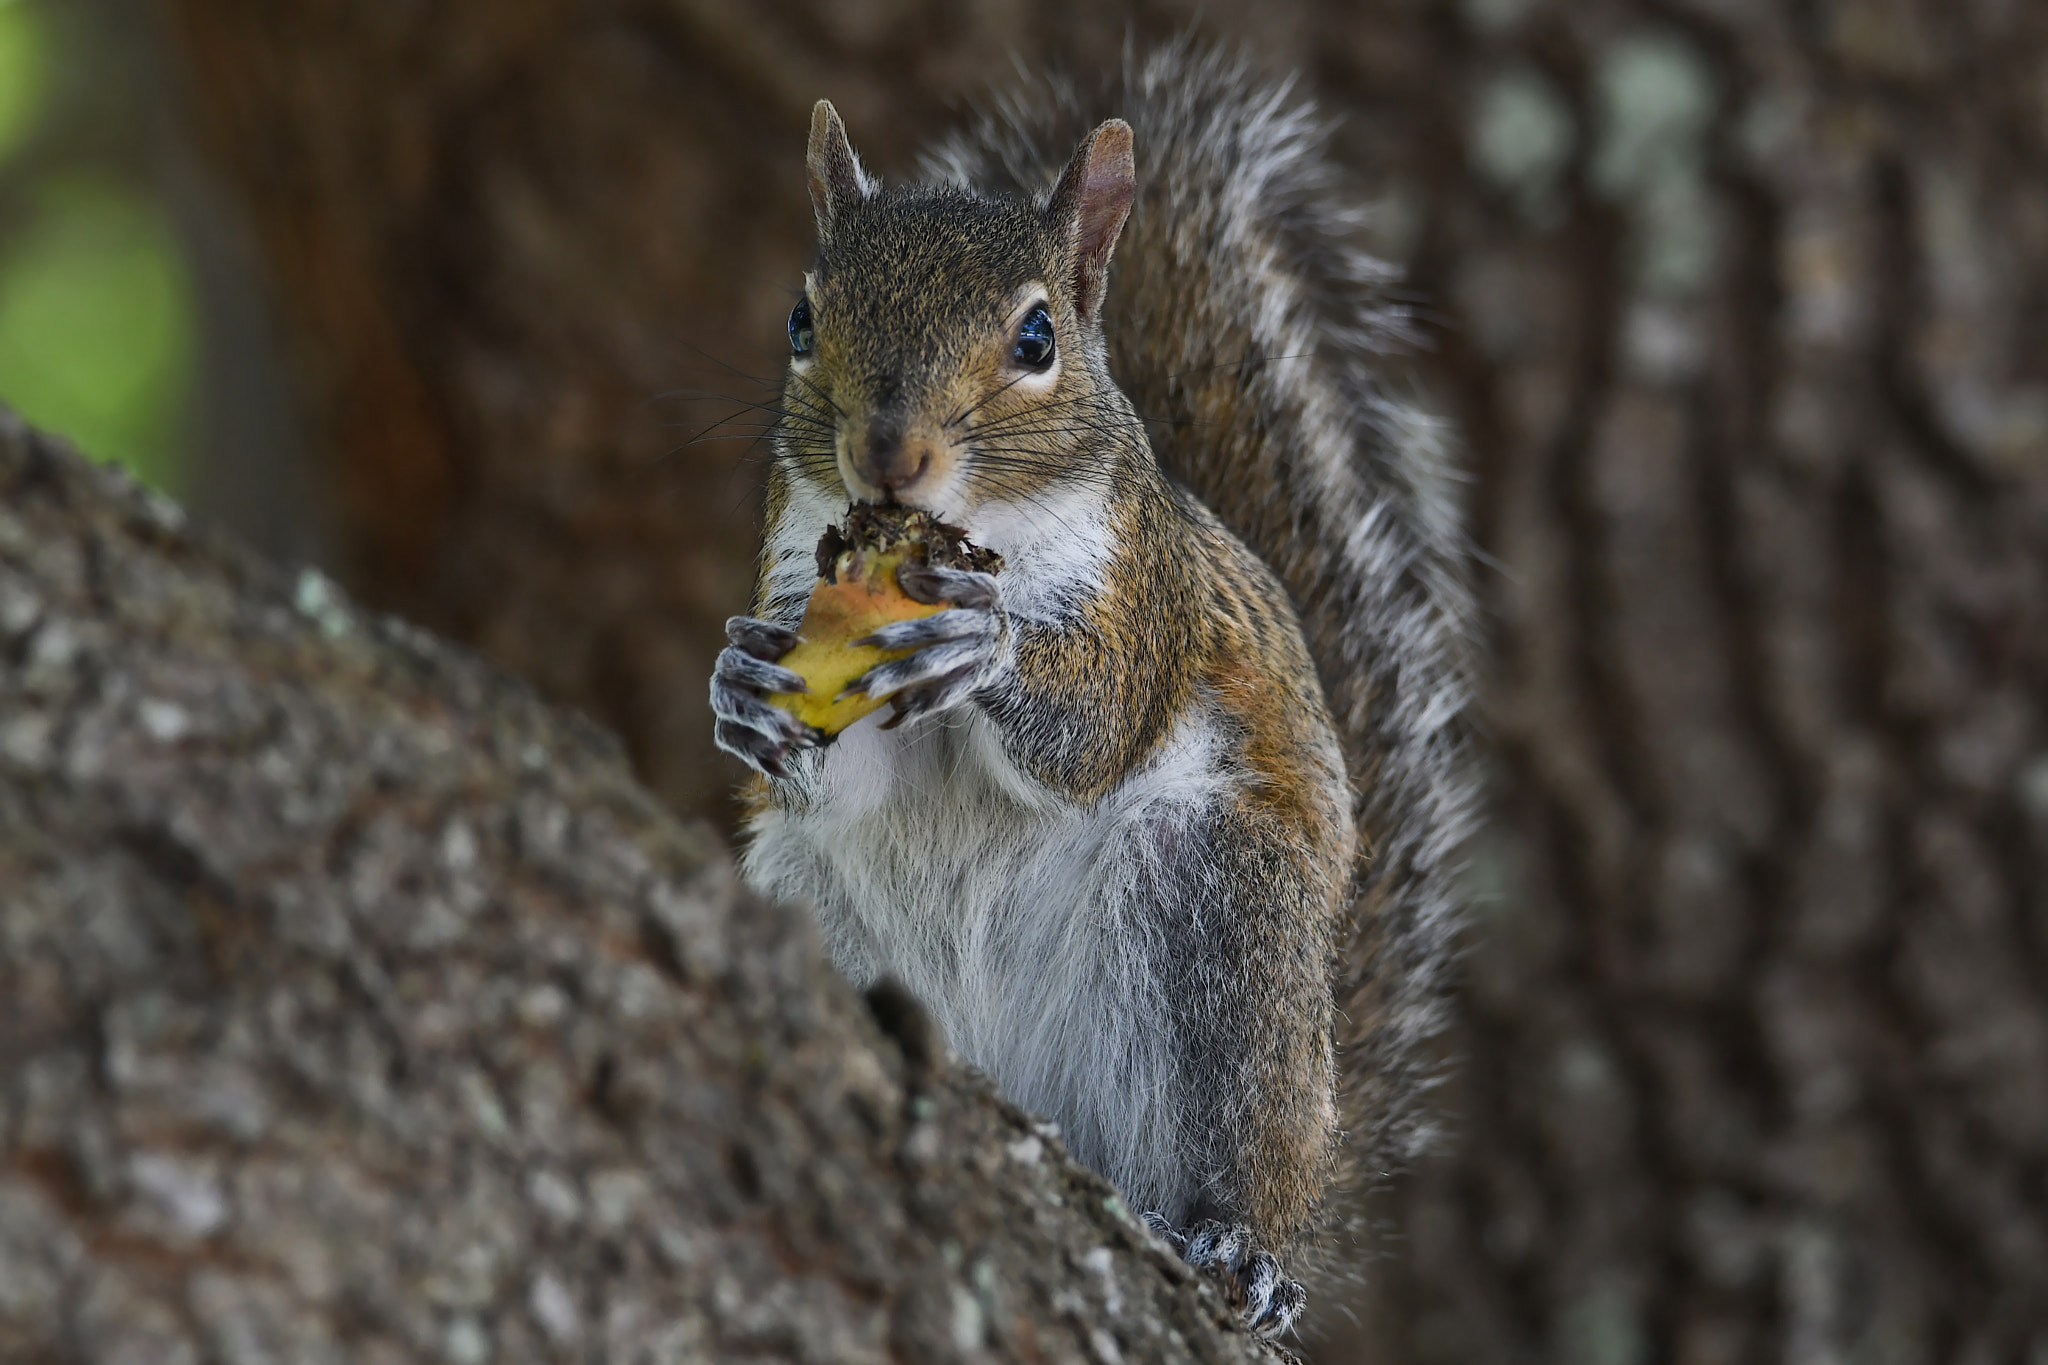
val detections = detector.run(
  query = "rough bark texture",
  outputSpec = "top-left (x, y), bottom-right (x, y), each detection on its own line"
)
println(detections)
top-left (133, 1), bottom-right (2048, 1361)
top-left (0, 411), bottom-right (1273, 1364)
top-left (1336, 8), bottom-right (2048, 1364)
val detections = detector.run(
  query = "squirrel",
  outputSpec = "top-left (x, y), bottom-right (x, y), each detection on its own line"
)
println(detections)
top-left (711, 41), bottom-right (1473, 1339)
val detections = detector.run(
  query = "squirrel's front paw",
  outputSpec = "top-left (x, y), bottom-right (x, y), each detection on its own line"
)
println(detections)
top-left (1142, 1215), bottom-right (1305, 1341)
top-left (710, 615), bottom-right (821, 779)
top-left (848, 563), bottom-right (1008, 727)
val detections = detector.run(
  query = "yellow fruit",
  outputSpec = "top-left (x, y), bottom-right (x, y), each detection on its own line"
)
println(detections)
top-left (767, 505), bottom-right (1001, 739)
top-left (769, 549), bottom-right (939, 734)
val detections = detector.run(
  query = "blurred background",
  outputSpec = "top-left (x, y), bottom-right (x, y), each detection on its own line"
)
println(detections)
top-left (0, 0), bottom-right (197, 498)
top-left (5, 0), bottom-right (2046, 1360)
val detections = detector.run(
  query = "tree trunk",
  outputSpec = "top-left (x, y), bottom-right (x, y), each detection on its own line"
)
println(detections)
top-left (148, 1), bottom-right (2048, 1361)
top-left (0, 411), bottom-right (1272, 1363)
top-left (1328, 7), bottom-right (2048, 1364)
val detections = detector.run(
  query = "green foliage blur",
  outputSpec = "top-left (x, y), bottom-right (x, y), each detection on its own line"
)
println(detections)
top-left (0, 0), bottom-right (197, 494)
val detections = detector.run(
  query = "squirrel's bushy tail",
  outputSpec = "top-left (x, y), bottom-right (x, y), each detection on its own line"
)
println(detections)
top-left (924, 39), bottom-right (1476, 1189)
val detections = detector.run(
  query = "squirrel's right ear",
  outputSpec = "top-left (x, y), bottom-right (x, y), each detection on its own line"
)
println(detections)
top-left (1045, 119), bottom-right (1135, 324)
top-left (807, 100), bottom-right (876, 239)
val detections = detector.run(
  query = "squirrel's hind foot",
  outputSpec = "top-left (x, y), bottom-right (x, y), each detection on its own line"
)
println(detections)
top-left (1141, 1214), bottom-right (1306, 1341)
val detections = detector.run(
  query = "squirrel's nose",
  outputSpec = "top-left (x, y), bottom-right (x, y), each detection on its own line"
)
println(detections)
top-left (858, 422), bottom-right (934, 497)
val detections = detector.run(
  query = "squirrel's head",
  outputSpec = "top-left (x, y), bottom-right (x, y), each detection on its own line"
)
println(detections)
top-left (777, 100), bottom-right (1139, 520)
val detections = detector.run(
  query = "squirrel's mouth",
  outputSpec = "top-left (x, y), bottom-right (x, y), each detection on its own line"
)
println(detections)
top-left (834, 446), bottom-right (970, 526)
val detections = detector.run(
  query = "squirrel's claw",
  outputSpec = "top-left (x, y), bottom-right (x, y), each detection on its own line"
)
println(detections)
top-left (846, 635), bottom-right (989, 714)
top-left (854, 608), bottom-right (987, 652)
top-left (848, 638), bottom-right (985, 696)
top-left (845, 581), bottom-right (1010, 727)
top-left (725, 614), bottom-right (801, 658)
top-left (716, 646), bottom-right (809, 695)
top-left (896, 562), bottom-right (999, 610)
top-left (1147, 1217), bottom-right (1305, 1341)
top-left (879, 667), bottom-right (982, 729)
top-left (712, 619), bottom-right (820, 778)
top-left (715, 719), bottom-right (805, 779)
top-left (710, 677), bottom-right (818, 747)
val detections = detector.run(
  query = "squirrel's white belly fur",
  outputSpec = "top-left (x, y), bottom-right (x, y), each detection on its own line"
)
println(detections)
top-left (742, 655), bottom-right (1236, 1229)
top-left (743, 484), bottom-right (1236, 1222)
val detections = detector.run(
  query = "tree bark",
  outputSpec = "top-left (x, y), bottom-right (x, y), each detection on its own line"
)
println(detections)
top-left (0, 412), bottom-right (1272, 1364)
top-left (1330, 8), bottom-right (2048, 1364)
top-left (145, 2), bottom-right (2048, 1362)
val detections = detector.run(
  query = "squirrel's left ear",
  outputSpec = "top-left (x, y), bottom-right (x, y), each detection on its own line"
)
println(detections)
top-left (1045, 119), bottom-right (1135, 323)
top-left (807, 100), bottom-right (877, 240)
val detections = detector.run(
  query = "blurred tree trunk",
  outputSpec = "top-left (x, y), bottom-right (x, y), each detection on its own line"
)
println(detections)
top-left (155, 1), bottom-right (2048, 1362)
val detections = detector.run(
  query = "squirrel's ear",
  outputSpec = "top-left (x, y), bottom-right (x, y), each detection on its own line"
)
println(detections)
top-left (807, 100), bottom-right (875, 238)
top-left (1045, 119), bottom-right (1135, 323)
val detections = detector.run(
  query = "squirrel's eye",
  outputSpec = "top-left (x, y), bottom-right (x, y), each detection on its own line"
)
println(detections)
top-left (1013, 304), bottom-right (1055, 369)
top-left (789, 298), bottom-right (815, 356)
